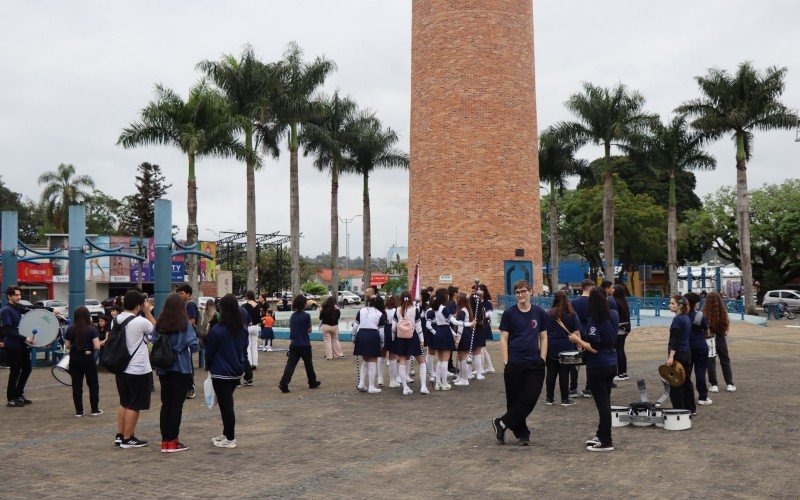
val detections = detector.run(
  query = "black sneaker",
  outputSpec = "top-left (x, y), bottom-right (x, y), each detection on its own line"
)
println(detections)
top-left (186, 389), bottom-right (196, 399)
top-left (581, 389), bottom-right (592, 398)
top-left (545, 398), bottom-right (556, 406)
top-left (587, 442), bottom-right (614, 452)
top-left (561, 398), bottom-right (576, 406)
top-left (7, 399), bottom-right (22, 408)
top-left (491, 417), bottom-right (506, 445)
top-left (120, 435), bottom-right (148, 448)
top-left (585, 436), bottom-right (601, 446)
top-left (18, 396), bottom-right (32, 405)
top-left (309, 381), bottom-right (321, 389)
top-left (242, 380), bottom-right (254, 387)
top-left (278, 384), bottom-right (290, 393)
top-left (114, 433), bottom-right (124, 446)
top-left (568, 390), bottom-right (579, 399)
top-left (517, 436), bottom-right (531, 446)
top-left (611, 382), bottom-right (618, 389)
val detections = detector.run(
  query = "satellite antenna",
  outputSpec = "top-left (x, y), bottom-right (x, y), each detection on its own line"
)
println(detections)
top-left (18, 309), bottom-right (60, 347)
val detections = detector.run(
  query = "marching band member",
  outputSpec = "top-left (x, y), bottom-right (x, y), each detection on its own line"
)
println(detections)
top-left (545, 291), bottom-right (582, 406)
top-left (685, 292), bottom-right (711, 405)
top-left (429, 288), bottom-right (456, 391)
top-left (452, 293), bottom-right (477, 386)
top-left (612, 285), bottom-right (631, 381)
top-left (666, 295), bottom-right (696, 414)
top-left (373, 295), bottom-right (388, 387)
top-left (469, 290), bottom-right (487, 380)
top-left (383, 296), bottom-right (400, 388)
top-left (478, 284), bottom-right (495, 374)
top-left (391, 291), bottom-right (429, 395)
top-left (352, 296), bottom-right (386, 394)
top-left (702, 291), bottom-right (736, 393)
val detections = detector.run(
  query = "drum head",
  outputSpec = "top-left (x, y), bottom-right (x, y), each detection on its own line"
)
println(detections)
top-left (19, 309), bottom-right (60, 347)
top-left (52, 354), bottom-right (72, 386)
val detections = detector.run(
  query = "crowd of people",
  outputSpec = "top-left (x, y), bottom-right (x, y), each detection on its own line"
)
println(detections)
top-left (0, 276), bottom-right (738, 454)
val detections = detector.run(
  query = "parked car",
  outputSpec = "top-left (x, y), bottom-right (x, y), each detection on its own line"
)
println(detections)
top-left (33, 300), bottom-right (68, 317)
top-left (762, 290), bottom-right (800, 311)
top-left (84, 299), bottom-right (105, 319)
top-left (197, 296), bottom-right (215, 311)
top-left (338, 291), bottom-right (361, 305)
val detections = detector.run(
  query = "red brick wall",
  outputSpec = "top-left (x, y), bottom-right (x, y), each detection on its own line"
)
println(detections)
top-left (408, 0), bottom-right (543, 298)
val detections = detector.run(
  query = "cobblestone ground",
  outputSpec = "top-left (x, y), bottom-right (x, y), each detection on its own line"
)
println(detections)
top-left (1, 321), bottom-right (798, 499)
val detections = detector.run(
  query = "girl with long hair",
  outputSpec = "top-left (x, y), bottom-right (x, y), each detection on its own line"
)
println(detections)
top-left (568, 288), bottom-right (618, 451)
top-left (382, 296), bottom-right (400, 387)
top-left (390, 291), bottom-right (428, 394)
top-left (319, 296), bottom-right (343, 359)
top-left (478, 284), bottom-right (496, 373)
top-left (702, 291), bottom-right (735, 393)
top-left (545, 291), bottom-right (582, 405)
top-left (242, 290), bottom-right (261, 371)
top-left (278, 295), bottom-right (321, 393)
top-left (205, 294), bottom-right (248, 448)
top-left (453, 293), bottom-right (476, 386)
top-left (429, 288), bottom-right (464, 391)
top-left (612, 285), bottom-right (631, 381)
top-left (152, 293), bottom-right (200, 452)
top-left (64, 306), bottom-right (102, 417)
top-left (665, 294), bottom-right (696, 414)
top-left (685, 292), bottom-right (711, 405)
top-left (353, 295), bottom-right (387, 393)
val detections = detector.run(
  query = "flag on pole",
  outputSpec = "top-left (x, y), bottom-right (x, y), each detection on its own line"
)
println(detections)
top-left (411, 261), bottom-right (420, 300)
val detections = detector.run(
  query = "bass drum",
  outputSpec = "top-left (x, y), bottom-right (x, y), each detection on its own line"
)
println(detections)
top-left (662, 409), bottom-right (692, 431)
top-left (611, 405), bottom-right (630, 427)
top-left (19, 309), bottom-right (60, 347)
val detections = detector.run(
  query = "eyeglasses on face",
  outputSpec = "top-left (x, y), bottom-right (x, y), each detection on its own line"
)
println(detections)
top-left (514, 289), bottom-right (530, 295)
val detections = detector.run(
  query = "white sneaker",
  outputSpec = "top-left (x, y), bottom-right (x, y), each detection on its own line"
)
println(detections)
top-left (266, 347), bottom-right (273, 352)
top-left (441, 383), bottom-right (452, 391)
top-left (403, 387), bottom-right (413, 395)
top-left (467, 373), bottom-right (476, 380)
top-left (727, 384), bottom-right (737, 392)
top-left (213, 438), bottom-right (237, 448)
top-left (485, 367), bottom-right (495, 373)
top-left (389, 381), bottom-right (401, 388)
top-left (368, 387), bottom-right (382, 394)
top-left (435, 382), bottom-right (442, 391)
top-left (709, 385), bottom-right (719, 393)
top-left (357, 385), bottom-right (367, 392)
top-left (453, 379), bottom-right (469, 386)
top-left (476, 374), bottom-right (486, 381)
top-left (698, 398), bottom-right (713, 405)
top-left (613, 376), bottom-right (624, 382)
top-left (212, 434), bottom-right (226, 445)
top-left (429, 376), bottom-right (436, 383)
top-left (377, 379), bottom-right (384, 387)
top-left (420, 387), bottom-right (430, 394)
top-left (446, 371), bottom-right (456, 379)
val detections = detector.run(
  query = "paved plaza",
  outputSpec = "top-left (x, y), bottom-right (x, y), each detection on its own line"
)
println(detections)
top-left (1, 320), bottom-right (799, 498)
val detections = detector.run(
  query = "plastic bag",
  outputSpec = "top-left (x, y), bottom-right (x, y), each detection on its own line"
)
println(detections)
top-left (203, 374), bottom-right (217, 409)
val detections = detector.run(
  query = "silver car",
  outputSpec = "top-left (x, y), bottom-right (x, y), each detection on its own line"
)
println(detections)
top-left (762, 290), bottom-right (800, 311)
top-left (85, 299), bottom-right (105, 318)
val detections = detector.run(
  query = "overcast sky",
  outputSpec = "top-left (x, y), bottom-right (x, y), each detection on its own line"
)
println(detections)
top-left (1, 1), bottom-right (798, 259)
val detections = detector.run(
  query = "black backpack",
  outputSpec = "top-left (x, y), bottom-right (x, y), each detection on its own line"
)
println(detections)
top-left (100, 316), bottom-right (138, 374)
top-left (150, 332), bottom-right (176, 369)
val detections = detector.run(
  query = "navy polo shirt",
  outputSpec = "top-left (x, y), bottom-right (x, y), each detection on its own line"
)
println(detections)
top-left (585, 310), bottom-right (619, 368)
top-left (669, 314), bottom-right (691, 352)
top-left (607, 296), bottom-right (618, 312)
top-left (499, 304), bottom-right (548, 365)
top-left (687, 311), bottom-right (710, 350)
top-left (289, 311), bottom-right (312, 346)
top-left (65, 326), bottom-right (100, 352)
top-left (186, 300), bottom-right (200, 323)
top-left (547, 312), bottom-right (582, 357)
top-left (571, 296), bottom-right (590, 335)
top-left (0, 305), bottom-right (25, 349)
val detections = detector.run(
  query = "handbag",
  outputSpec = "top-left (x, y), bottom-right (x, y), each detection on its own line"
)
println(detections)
top-left (555, 317), bottom-right (585, 365)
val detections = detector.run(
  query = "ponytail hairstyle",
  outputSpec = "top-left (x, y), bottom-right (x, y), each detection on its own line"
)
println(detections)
top-left (672, 294), bottom-right (690, 315)
top-left (420, 289), bottom-right (431, 312)
top-left (218, 294), bottom-right (243, 336)
top-left (372, 294), bottom-right (386, 313)
top-left (385, 295), bottom-right (398, 310)
top-left (399, 290), bottom-right (413, 317)
top-left (71, 306), bottom-right (91, 348)
top-left (549, 290), bottom-right (574, 320)
top-left (684, 292), bottom-right (701, 312)
top-left (612, 284), bottom-right (630, 319)
top-left (455, 292), bottom-right (474, 321)
top-left (431, 287), bottom-right (448, 311)
top-left (478, 284), bottom-right (492, 301)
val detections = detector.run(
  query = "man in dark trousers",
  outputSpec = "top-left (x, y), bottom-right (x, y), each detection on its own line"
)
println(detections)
top-left (177, 284), bottom-right (199, 398)
top-left (1, 286), bottom-right (34, 407)
top-left (571, 279), bottom-right (595, 398)
top-left (492, 279), bottom-right (548, 446)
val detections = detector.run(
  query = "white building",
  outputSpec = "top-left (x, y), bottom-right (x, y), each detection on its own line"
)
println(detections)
top-left (387, 245), bottom-right (408, 263)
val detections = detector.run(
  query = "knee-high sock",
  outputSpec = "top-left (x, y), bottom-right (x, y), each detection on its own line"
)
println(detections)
top-left (483, 350), bottom-right (494, 370)
top-left (439, 362), bottom-right (448, 385)
top-left (399, 364), bottom-right (409, 389)
top-left (426, 355), bottom-right (435, 377)
top-left (377, 357), bottom-right (385, 383)
top-left (434, 361), bottom-right (442, 385)
top-left (419, 362), bottom-right (428, 390)
top-left (389, 359), bottom-right (397, 383)
top-left (475, 354), bottom-right (483, 376)
top-left (368, 361), bottom-right (377, 390)
top-left (461, 360), bottom-right (470, 380)
top-left (359, 361), bottom-right (367, 388)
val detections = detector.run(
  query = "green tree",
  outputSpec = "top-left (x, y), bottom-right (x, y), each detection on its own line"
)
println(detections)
top-left (301, 91), bottom-right (358, 297)
top-left (197, 45), bottom-right (279, 293)
top-left (37, 163), bottom-right (95, 232)
top-left (677, 62), bottom-right (798, 313)
top-left (554, 83), bottom-right (657, 279)
top-left (630, 116), bottom-right (716, 294)
top-left (85, 190), bottom-right (124, 235)
top-left (344, 113), bottom-right (409, 289)
top-left (118, 163), bottom-right (171, 237)
top-left (0, 179), bottom-right (43, 243)
top-left (301, 281), bottom-right (328, 297)
top-left (538, 127), bottom-right (589, 289)
top-left (272, 41), bottom-right (336, 295)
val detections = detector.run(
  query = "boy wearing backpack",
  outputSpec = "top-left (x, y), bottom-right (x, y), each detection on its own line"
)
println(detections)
top-left (112, 290), bottom-right (155, 448)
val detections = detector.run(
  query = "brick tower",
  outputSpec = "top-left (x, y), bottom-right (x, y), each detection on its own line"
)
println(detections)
top-left (408, 0), bottom-right (543, 299)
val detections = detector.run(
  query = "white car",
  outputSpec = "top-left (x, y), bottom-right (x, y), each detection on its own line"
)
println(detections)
top-left (197, 296), bottom-right (215, 311)
top-left (762, 290), bottom-right (800, 311)
top-left (84, 299), bottom-right (105, 318)
top-left (338, 291), bottom-right (361, 305)
top-left (34, 300), bottom-right (69, 318)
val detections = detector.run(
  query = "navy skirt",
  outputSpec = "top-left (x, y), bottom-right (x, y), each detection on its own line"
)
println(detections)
top-left (457, 327), bottom-right (474, 352)
top-left (383, 324), bottom-right (394, 352)
top-left (354, 328), bottom-right (382, 357)
top-left (483, 322), bottom-right (494, 342)
top-left (259, 327), bottom-right (274, 340)
top-left (430, 324), bottom-right (456, 351)
top-left (391, 334), bottom-right (423, 357)
top-left (473, 323), bottom-right (487, 348)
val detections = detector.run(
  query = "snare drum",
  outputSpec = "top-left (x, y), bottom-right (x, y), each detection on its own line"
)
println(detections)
top-left (559, 350), bottom-right (584, 365)
top-left (662, 409), bottom-right (692, 431)
top-left (653, 407), bottom-right (664, 427)
top-left (707, 337), bottom-right (717, 358)
top-left (628, 402), bottom-right (656, 427)
top-left (611, 406), bottom-right (630, 427)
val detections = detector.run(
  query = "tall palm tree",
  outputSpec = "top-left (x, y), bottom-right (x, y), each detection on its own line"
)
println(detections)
top-left (345, 113), bottom-right (409, 289)
top-left (538, 127), bottom-right (589, 291)
top-left (197, 45), bottom-right (277, 292)
top-left (37, 163), bottom-right (95, 232)
top-left (630, 116), bottom-right (716, 294)
top-left (555, 83), bottom-right (656, 280)
top-left (677, 62), bottom-right (798, 313)
top-left (300, 91), bottom-right (359, 296)
top-left (118, 82), bottom-right (244, 293)
top-left (272, 41), bottom-right (336, 295)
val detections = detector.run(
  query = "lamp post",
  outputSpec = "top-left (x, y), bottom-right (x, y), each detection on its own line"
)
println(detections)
top-left (338, 215), bottom-right (361, 301)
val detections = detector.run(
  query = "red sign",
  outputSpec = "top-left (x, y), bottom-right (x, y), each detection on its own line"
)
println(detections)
top-left (371, 274), bottom-right (389, 286)
top-left (19, 262), bottom-right (54, 283)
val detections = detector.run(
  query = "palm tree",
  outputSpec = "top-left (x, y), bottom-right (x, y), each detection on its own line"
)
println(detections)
top-left (118, 82), bottom-right (244, 293)
top-left (677, 62), bottom-right (798, 313)
top-left (37, 163), bottom-right (95, 232)
top-left (197, 45), bottom-right (277, 292)
top-left (272, 41), bottom-right (336, 295)
top-left (345, 113), bottom-right (409, 289)
top-left (630, 116), bottom-right (716, 294)
top-left (538, 127), bottom-right (589, 291)
top-left (300, 91), bottom-right (359, 297)
top-left (555, 83), bottom-right (656, 280)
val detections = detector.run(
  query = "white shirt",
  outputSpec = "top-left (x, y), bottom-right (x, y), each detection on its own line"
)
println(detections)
top-left (116, 311), bottom-right (154, 375)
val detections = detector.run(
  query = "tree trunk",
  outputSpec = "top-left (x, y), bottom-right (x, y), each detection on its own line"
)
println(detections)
top-left (330, 162), bottom-right (339, 297)
top-left (549, 187), bottom-right (559, 292)
top-left (245, 127), bottom-right (257, 293)
top-left (289, 122), bottom-right (301, 295)
top-left (602, 143), bottom-right (615, 280)
top-left (667, 170), bottom-right (678, 296)
top-left (187, 153), bottom-right (199, 296)
top-left (362, 171), bottom-right (371, 291)
top-left (735, 134), bottom-right (755, 314)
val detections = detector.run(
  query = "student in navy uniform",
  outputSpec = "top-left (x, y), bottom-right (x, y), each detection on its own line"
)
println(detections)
top-left (64, 306), bottom-right (102, 417)
top-left (570, 279), bottom-right (595, 398)
top-left (545, 291), bottom-right (582, 406)
top-left (452, 293), bottom-right (477, 386)
top-left (383, 296), bottom-right (399, 388)
top-left (569, 288), bottom-right (619, 451)
top-left (666, 295), bottom-right (696, 414)
top-left (702, 291), bottom-right (736, 393)
top-left (429, 288), bottom-right (458, 391)
top-left (445, 286), bottom-right (460, 375)
top-left (491, 280), bottom-right (548, 446)
top-left (418, 289), bottom-right (436, 383)
top-left (600, 280), bottom-right (618, 313)
top-left (478, 284), bottom-right (496, 374)
top-left (1, 286), bottom-right (34, 407)
top-left (612, 285), bottom-right (632, 381)
top-left (390, 291), bottom-right (428, 395)
top-left (278, 295), bottom-right (321, 393)
top-left (685, 292), bottom-right (712, 405)
top-left (353, 295), bottom-right (387, 393)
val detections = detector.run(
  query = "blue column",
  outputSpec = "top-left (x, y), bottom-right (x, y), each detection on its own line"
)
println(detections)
top-left (1, 211), bottom-right (19, 307)
top-left (68, 206), bottom-right (86, 321)
top-left (715, 267), bottom-right (722, 291)
top-left (686, 267), bottom-right (693, 293)
top-left (153, 199), bottom-right (172, 316)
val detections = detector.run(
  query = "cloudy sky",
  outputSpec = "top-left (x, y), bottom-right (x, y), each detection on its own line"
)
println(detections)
top-left (1, 1), bottom-right (798, 259)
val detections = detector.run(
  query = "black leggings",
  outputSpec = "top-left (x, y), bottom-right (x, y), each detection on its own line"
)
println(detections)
top-left (212, 378), bottom-right (239, 440)
top-left (616, 334), bottom-right (628, 374)
top-left (6, 346), bottom-right (32, 402)
top-left (707, 334), bottom-right (734, 386)
top-left (159, 372), bottom-right (192, 441)
top-left (69, 353), bottom-right (100, 414)
top-left (669, 350), bottom-right (695, 413)
top-left (691, 345), bottom-right (709, 400)
top-left (587, 364), bottom-right (616, 446)
top-left (545, 357), bottom-right (570, 401)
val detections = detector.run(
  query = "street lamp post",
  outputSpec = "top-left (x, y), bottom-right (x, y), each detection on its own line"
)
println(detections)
top-left (338, 215), bottom-right (361, 303)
